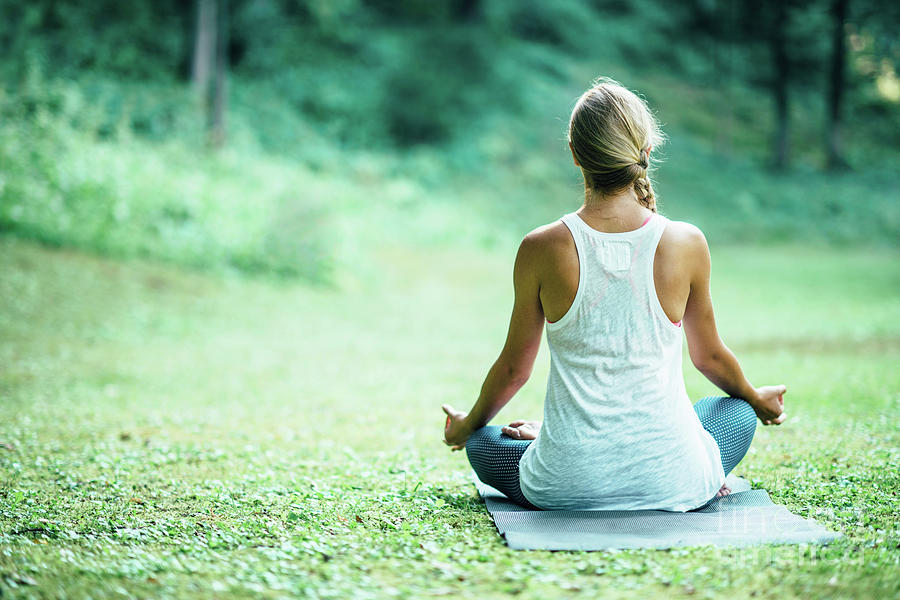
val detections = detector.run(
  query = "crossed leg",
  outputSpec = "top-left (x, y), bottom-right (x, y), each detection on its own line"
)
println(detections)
top-left (465, 396), bottom-right (757, 509)
top-left (465, 425), bottom-right (538, 509)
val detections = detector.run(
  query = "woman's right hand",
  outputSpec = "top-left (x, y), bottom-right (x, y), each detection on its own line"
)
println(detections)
top-left (443, 404), bottom-right (474, 451)
top-left (751, 385), bottom-right (787, 425)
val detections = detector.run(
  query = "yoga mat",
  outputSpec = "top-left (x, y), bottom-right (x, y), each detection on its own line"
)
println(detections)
top-left (475, 474), bottom-right (840, 551)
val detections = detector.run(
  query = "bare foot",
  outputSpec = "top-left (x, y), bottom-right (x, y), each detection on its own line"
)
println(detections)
top-left (501, 420), bottom-right (542, 440)
top-left (715, 484), bottom-right (731, 498)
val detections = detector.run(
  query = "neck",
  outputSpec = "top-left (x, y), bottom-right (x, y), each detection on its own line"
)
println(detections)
top-left (576, 185), bottom-right (651, 233)
top-left (582, 186), bottom-right (641, 218)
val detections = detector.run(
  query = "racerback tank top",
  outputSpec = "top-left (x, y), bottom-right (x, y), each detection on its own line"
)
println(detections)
top-left (518, 212), bottom-right (725, 511)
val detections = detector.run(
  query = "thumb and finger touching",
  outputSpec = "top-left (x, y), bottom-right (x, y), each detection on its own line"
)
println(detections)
top-left (756, 384), bottom-right (787, 425)
top-left (502, 422), bottom-right (539, 440)
top-left (501, 426), bottom-right (521, 438)
top-left (442, 404), bottom-right (472, 450)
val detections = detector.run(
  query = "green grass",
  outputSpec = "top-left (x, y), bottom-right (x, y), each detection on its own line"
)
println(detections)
top-left (0, 234), bottom-right (898, 599)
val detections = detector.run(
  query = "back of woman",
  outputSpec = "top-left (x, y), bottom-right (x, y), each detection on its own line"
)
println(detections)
top-left (442, 77), bottom-right (786, 512)
top-left (518, 212), bottom-right (723, 510)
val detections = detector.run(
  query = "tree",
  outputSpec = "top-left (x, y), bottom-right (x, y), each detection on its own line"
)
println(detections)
top-left (660, 0), bottom-right (833, 170)
top-left (769, 0), bottom-right (791, 170)
top-left (191, 0), bottom-right (228, 147)
top-left (826, 0), bottom-right (849, 170)
top-left (191, 0), bottom-right (215, 95)
top-left (211, 0), bottom-right (228, 147)
top-left (454, 0), bottom-right (480, 22)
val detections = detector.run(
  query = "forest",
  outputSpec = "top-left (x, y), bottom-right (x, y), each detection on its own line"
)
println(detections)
top-left (2, 0), bottom-right (898, 280)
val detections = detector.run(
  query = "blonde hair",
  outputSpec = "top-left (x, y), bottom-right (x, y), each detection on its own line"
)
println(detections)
top-left (567, 78), bottom-right (665, 212)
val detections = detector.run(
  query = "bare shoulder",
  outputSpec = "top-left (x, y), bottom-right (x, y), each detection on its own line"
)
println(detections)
top-left (661, 219), bottom-right (707, 245)
top-left (515, 220), bottom-right (575, 276)
top-left (525, 219), bottom-right (572, 243)
top-left (519, 220), bottom-right (573, 255)
top-left (659, 219), bottom-right (709, 261)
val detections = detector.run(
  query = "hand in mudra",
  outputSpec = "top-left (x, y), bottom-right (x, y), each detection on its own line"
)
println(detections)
top-left (442, 404), bottom-right (473, 451)
top-left (501, 420), bottom-right (542, 440)
top-left (753, 385), bottom-right (787, 426)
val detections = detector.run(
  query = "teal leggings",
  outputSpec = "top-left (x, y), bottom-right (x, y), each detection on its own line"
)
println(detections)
top-left (466, 396), bottom-right (757, 510)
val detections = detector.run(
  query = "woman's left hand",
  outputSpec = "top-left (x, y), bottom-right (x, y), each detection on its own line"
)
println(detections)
top-left (442, 404), bottom-right (474, 451)
top-left (501, 420), bottom-right (542, 440)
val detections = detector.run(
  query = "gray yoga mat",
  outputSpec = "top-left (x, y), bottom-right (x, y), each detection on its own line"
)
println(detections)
top-left (475, 474), bottom-right (839, 550)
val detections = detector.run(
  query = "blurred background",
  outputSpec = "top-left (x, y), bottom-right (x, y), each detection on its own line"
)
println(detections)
top-left (1, 0), bottom-right (898, 284)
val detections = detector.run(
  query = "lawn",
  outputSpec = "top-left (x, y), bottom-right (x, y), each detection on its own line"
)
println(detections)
top-left (0, 235), bottom-right (898, 599)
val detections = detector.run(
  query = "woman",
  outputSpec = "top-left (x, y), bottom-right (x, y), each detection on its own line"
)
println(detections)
top-left (441, 78), bottom-right (786, 511)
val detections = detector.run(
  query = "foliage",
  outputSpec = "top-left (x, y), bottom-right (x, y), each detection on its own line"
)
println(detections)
top-left (0, 0), bottom-right (898, 279)
top-left (0, 75), bottom-right (334, 281)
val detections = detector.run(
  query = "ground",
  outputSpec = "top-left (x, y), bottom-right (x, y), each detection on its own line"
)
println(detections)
top-left (0, 237), bottom-right (898, 599)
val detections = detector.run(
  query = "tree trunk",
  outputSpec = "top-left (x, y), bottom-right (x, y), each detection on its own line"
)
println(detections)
top-left (191, 0), bottom-right (227, 147)
top-left (826, 0), bottom-right (849, 170)
top-left (210, 0), bottom-right (228, 147)
top-left (714, 0), bottom-right (734, 157)
top-left (455, 0), bottom-right (480, 22)
top-left (191, 0), bottom-right (216, 95)
top-left (771, 0), bottom-right (790, 170)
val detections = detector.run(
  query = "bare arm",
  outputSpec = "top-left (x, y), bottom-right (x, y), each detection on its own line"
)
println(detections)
top-left (443, 234), bottom-right (546, 450)
top-left (681, 227), bottom-right (786, 425)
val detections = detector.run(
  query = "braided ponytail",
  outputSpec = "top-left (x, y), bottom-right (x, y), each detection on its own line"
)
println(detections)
top-left (633, 176), bottom-right (657, 213)
top-left (632, 147), bottom-right (656, 212)
top-left (568, 78), bottom-right (665, 212)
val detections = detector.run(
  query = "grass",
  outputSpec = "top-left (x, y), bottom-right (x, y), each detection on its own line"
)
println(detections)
top-left (0, 234), bottom-right (898, 599)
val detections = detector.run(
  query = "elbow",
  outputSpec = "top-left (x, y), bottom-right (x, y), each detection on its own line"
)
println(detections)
top-left (509, 368), bottom-right (532, 388)
top-left (502, 361), bottom-right (532, 387)
top-left (691, 350), bottom-right (722, 375)
top-left (689, 336), bottom-right (730, 375)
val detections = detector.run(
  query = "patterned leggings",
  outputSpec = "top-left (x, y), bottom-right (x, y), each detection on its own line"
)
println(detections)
top-left (465, 396), bottom-right (757, 510)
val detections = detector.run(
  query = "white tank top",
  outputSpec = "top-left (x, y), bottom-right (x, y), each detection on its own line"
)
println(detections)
top-left (518, 212), bottom-right (725, 511)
